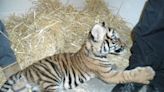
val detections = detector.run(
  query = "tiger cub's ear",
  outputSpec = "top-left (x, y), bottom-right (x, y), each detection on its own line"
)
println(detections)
top-left (91, 23), bottom-right (107, 42)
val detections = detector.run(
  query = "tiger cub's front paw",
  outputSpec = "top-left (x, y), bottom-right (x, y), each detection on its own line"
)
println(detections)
top-left (133, 66), bottom-right (155, 84)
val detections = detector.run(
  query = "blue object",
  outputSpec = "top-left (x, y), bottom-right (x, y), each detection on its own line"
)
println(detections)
top-left (0, 20), bottom-right (16, 68)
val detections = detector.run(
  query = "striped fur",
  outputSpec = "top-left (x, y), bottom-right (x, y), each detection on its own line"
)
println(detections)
top-left (0, 22), bottom-right (155, 92)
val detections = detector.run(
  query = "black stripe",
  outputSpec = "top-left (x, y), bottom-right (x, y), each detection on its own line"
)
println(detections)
top-left (44, 58), bottom-right (50, 62)
top-left (36, 63), bottom-right (54, 77)
top-left (45, 84), bottom-right (58, 91)
top-left (79, 77), bottom-right (84, 83)
top-left (71, 57), bottom-right (85, 83)
top-left (15, 72), bottom-right (21, 80)
top-left (89, 31), bottom-right (94, 40)
top-left (40, 59), bottom-right (60, 80)
top-left (63, 54), bottom-right (68, 65)
top-left (78, 71), bottom-right (86, 81)
top-left (105, 40), bottom-right (110, 47)
top-left (71, 67), bottom-right (78, 87)
top-left (68, 72), bottom-right (72, 89)
top-left (75, 78), bottom-right (78, 87)
top-left (44, 61), bottom-right (61, 80)
top-left (29, 67), bottom-right (35, 81)
top-left (33, 64), bottom-right (59, 83)
top-left (0, 86), bottom-right (9, 91)
top-left (35, 64), bottom-right (58, 82)
top-left (32, 66), bottom-right (41, 80)
top-left (62, 60), bottom-right (68, 75)
top-left (63, 77), bottom-right (65, 86)
top-left (10, 75), bottom-right (16, 84)
top-left (106, 34), bottom-right (110, 39)
top-left (77, 56), bottom-right (90, 78)
top-left (4, 82), bottom-right (12, 87)
top-left (108, 27), bottom-right (111, 32)
top-left (26, 68), bottom-right (32, 81)
top-left (24, 68), bottom-right (29, 81)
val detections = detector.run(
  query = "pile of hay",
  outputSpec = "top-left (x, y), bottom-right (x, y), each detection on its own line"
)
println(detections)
top-left (1, 0), bottom-right (132, 86)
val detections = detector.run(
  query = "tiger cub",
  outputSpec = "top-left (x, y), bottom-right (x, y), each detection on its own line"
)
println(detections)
top-left (0, 22), bottom-right (155, 92)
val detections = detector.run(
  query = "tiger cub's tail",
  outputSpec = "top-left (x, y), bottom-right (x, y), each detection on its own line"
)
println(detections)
top-left (0, 72), bottom-right (22, 92)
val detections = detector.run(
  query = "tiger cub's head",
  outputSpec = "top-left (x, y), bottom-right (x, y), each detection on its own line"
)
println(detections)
top-left (85, 22), bottom-right (125, 59)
